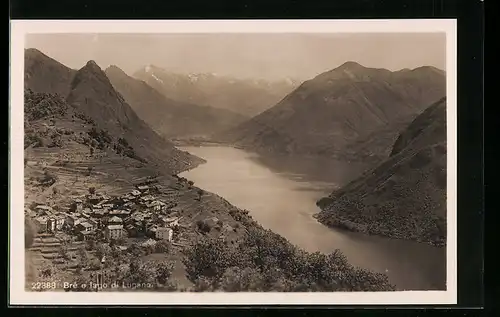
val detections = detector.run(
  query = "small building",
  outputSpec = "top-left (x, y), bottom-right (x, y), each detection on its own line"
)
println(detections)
top-left (78, 230), bottom-right (96, 241)
top-left (87, 194), bottom-right (102, 204)
top-left (131, 190), bottom-right (141, 196)
top-left (54, 214), bottom-right (66, 230)
top-left (72, 199), bottom-right (84, 212)
top-left (33, 216), bottom-right (49, 232)
top-left (92, 204), bottom-right (103, 211)
top-left (155, 227), bottom-right (173, 242)
top-left (65, 214), bottom-right (80, 227)
top-left (141, 238), bottom-right (157, 248)
top-left (35, 205), bottom-right (53, 215)
top-left (137, 185), bottom-right (150, 192)
top-left (82, 208), bottom-right (92, 217)
top-left (47, 218), bottom-right (56, 232)
top-left (76, 222), bottom-right (93, 232)
top-left (125, 223), bottom-right (138, 237)
top-left (162, 216), bottom-right (179, 226)
top-left (105, 224), bottom-right (124, 241)
top-left (93, 209), bottom-right (107, 218)
top-left (87, 219), bottom-right (98, 228)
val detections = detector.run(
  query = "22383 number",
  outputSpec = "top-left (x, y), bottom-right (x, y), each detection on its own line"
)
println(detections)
top-left (32, 281), bottom-right (58, 290)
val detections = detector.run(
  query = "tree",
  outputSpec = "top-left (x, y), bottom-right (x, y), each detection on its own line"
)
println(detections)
top-left (182, 238), bottom-right (240, 286)
top-left (40, 267), bottom-right (52, 278)
top-left (58, 244), bottom-right (70, 261)
top-left (95, 243), bottom-right (111, 260)
top-left (88, 187), bottom-right (96, 195)
top-left (196, 189), bottom-right (204, 200)
top-left (219, 266), bottom-right (264, 292)
top-left (154, 240), bottom-right (171, 254)
top-left (69, 202), bottom-right (77, 213)
top-left (196, 220), bottom-right (211, 234)
top-left (87, 166), bottom-right (93, 176)
top-left (155, 262), bottom-right (174, 285)
top-left (78, 247), bottom-right (89, 268)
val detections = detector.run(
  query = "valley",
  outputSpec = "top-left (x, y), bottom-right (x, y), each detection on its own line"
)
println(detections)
top-left (22, 46), bottom-right (448, 293)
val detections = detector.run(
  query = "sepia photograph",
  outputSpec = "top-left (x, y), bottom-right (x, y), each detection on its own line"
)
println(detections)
top-left (10, 20), bottom-right (457, 305)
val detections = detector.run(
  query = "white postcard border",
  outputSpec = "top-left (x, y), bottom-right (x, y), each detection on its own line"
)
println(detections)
top-left (9, 19), bottom-right (457, 306)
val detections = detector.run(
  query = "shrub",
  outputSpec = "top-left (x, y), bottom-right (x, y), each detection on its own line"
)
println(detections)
top-left (154, 240), bottom-right (171, 254)
top-left (155, 262), bottom-right (174, 285)
top-left (182, 238), bottom-right (240, 285)
top-left (196, 220), bottom-right (211, 234)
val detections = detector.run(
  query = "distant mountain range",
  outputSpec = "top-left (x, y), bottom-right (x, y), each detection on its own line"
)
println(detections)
top-left (105, 65), bottom-right (247, 138)
top-left (133, 65), bottom-right (299, 117)
top-left (217, 61), bottom-right (446, 163)
top-left (316, 97), bottom-right (447, 246)
top-left (24, 48), bottom-right (203, 173)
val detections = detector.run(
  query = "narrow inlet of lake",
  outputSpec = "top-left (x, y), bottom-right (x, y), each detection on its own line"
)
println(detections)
top-left (179, 145), bottom-right (446, 291)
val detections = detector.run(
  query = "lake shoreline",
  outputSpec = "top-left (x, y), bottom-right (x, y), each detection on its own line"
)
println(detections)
top-left (313, 212), bottom-right (446, 248)
top-left (179, 145), bottom-right (446, 290)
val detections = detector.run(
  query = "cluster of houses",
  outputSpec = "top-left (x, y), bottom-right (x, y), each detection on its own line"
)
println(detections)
top-left (27, 183), bottom-right (182, 244)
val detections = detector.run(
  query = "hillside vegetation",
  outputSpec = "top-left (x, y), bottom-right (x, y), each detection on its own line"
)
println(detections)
top-left (316, 98), bottom-right (447, 247)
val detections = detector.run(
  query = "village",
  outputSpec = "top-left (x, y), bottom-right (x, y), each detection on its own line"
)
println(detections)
top-left (26, 179), bottom-right (184, 251)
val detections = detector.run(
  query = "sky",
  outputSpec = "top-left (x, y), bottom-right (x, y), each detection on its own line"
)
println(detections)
top-left (26, 33), bottom-right (446, 81)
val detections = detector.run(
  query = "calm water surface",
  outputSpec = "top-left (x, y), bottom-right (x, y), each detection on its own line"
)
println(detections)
top-left (179, 145), bottom-right (446, 290)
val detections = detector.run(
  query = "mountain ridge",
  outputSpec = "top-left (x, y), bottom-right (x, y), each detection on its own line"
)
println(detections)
top-left (217, 61), bottom-right (446, 163)
top-left (25, 48), bottom-right (203, 174)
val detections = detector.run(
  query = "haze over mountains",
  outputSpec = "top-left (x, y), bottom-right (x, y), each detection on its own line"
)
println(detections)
top-left (316, 97), bottom-right (447, 246)
top-left (134, 65), bottom-right (299, 117)
top-left (105, 65), bottom-right (247, 138)
top-left (217, 61), bottom-right (445, 163)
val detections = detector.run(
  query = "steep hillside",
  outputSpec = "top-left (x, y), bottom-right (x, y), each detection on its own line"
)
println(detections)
top-left (105, 65), bottom-right (247, 138)
top-left (24, 48), bottom-right (76, 96)
top-left (65, 61), bottom-right (203, 173)
top-left (218, 62), bottom-right (446, 163)
top-left (133, 65), bottom-right (298, 117)
top-left (316, 98), bottom-right (447, 247)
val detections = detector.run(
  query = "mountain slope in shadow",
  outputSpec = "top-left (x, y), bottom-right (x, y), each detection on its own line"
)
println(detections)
top-left (316, 97), bottom-right (447, 247)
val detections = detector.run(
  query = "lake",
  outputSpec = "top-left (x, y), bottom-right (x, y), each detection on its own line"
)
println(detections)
top-left (179, 145), bottom-right (446, 290)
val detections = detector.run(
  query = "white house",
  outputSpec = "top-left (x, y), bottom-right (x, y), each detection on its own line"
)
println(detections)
top-left (155, 227), bottom-right (173, 242)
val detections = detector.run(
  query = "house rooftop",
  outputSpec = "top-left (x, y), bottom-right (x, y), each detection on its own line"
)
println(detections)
top-left (36, 205), bottom-right (52, 210)
top-left (157, 227), bottom-right (172, 232)
top-left (109, 216), bottom-right (123, 223)
top-left (107, 224), bottom-right (123, 230)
